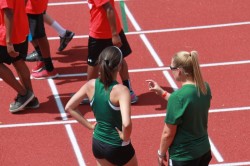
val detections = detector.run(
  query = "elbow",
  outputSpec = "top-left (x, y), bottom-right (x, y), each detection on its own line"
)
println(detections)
top-left (65, 105), bottom-right (73, 114)
top-left (123, 120), bottom-right (132, 129)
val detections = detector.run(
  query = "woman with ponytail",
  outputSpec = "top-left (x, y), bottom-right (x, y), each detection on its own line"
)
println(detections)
top-left (147, 51), bottom-right (212, 166)
top-left (65, 46), bottom-right (138, 166)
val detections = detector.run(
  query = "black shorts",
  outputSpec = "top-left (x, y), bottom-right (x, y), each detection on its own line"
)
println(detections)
top-left (87, 30), bottom-right (132, 66)
top-left (27, 13), bottom-right (46, 40)
top-left (92, 137), bottom-right (135, 165)
top-left (169, 150), bottom-right (212, 166)
top-left (0, 39), bottom-right (28, 65)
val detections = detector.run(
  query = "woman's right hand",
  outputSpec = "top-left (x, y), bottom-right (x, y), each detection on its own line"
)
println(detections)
top-left (146, 79), bottom-right (163, 95)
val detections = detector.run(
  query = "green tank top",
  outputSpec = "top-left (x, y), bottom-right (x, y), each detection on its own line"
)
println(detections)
top-left (91, 79), bottom-right (124, 146)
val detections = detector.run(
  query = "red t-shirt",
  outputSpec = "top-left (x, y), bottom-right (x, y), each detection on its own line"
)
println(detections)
top-left (0, 0), bottom-right (29, 46)
top-left (88, 0), bottom-right (122, 39)
top-left (26, 0), bottom-right (48, 14)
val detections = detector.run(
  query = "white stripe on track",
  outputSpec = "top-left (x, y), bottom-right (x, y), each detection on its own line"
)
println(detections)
top-left (124, 2), bottom-right (226, 163)
top-left (0, 106), bottom-right (249, 128)
top-left (47, 22), bottom-right (250, 40)
top-left (209, 161), bottom-right (250, 166)
top-left (209, 138), bottom-right (224, 162)
top-left (47, 79), bottom-right (86, 166)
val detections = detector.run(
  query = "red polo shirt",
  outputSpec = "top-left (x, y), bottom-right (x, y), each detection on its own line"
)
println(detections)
top-left (88, 0), bottom-right (122, 39)
top-left (0, 0), bottom-right (29, 46)
top-left (26, 0), bottom-right (48, 14)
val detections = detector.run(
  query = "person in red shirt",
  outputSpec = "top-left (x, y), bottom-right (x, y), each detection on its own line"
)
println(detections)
top-left (26, 0), bottom-right (58, 79)
top-left (0, 0), bottom-right (39, 113)
top-left (84, 0), bottom-right (138, 104)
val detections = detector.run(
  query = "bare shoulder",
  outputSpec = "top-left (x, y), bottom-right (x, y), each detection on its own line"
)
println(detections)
top-left (80, 79), bottom-right (95, 92)
top-left (113, 84), bottom-right (130, 94)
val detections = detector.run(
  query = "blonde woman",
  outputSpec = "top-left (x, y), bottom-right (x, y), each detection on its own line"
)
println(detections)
top-left (147, 51), bottom-right (212, 166)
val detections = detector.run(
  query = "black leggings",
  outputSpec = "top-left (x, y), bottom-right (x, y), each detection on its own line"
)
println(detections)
top-left (169, 150), bottom-right (212, 166)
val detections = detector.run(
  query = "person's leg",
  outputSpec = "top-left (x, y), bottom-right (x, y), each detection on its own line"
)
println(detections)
top-left (0, 63), bottom-right (26, 96)
top-left (95, 158), bottom-right (116, 166)
top-left (0, 62), bottom-right (34, 112)
top-left (87, 65), bottom-right (99, 80)
top-left (26, 40), bottom-right (43, 62)
top-left (12, 60), bottom-right (33, 92)
top-left (28, 13), bottom-right (58, 79)
top-left (118, 30), bottom-right (138, 103)
top-left (124, 154), bottom-right (138, 166)
top-left (43, 13), bottom-right (66, 37)
top-left (43, 13), bottom-right (74, 51)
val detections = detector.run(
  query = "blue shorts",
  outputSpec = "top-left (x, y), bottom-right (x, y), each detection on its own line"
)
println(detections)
top-left (92, 137), bottom-right (135, 165)
top-left (0, 39), bottom-right (28, 65)
top-left (87, 30), bottom-right (132, 66)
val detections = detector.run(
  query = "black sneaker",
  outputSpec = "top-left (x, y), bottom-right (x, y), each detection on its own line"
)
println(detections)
top-left (24, 97), bottom-right (40, 109)
top-left (58, 30), bottom-right (75, 51)
top-left (9, 90), bottom-right (35, 113)
top-left (10, 97), bottom-right (40, 110)
top-left (26, 50), bottom-right (42, 62)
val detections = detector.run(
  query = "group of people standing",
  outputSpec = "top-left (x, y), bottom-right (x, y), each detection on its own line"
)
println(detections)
top-left (1, 0), bottom-right (212, 166)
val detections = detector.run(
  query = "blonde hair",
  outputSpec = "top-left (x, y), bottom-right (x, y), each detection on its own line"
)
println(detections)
top-left (173, 51), bottom-right (207, 95)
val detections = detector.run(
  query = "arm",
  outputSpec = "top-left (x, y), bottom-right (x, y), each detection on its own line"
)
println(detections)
top-left (146, 79), bottom-right (171, 101)
top-left (102, 1), bottom-right (122, 47)
top-left (65, 80), bottom-right (96, 130)
top-left (158, 123), bottom-right (177, 165)
top-left (3, 8), bottom-right (18, 57)
top-left (116, 86), bottom-right (132, 142)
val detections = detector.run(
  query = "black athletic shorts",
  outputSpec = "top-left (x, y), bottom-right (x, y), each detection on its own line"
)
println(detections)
top-left (87, 30), bottom-right (132, 66)
top-left (169, 150), bottom-right (212, 166)
top-left (0, 38), bottom-right (28, 65)
top-left (27, 13), bottom-right (46, 40)
top-left (92, 137), bottom-right (135, 165)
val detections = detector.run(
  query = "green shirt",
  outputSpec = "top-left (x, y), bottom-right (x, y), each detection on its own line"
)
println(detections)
top-left (165, 83), bottom-right (212, 161)
top-left (91, 79), bottom-right (123, 146)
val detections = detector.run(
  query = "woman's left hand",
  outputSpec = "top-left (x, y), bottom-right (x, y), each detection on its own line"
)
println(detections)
top-left (115, 127), bottom-right (124, 140)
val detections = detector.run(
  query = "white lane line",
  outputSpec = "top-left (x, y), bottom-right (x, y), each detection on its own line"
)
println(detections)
top-left (47, 22), bottom-right (250, 40)
top-left (0, 106), bottom-right (250, 128)
top-left (48, 0), bottom-right (127, 6)
top-left (1, 59), bottom-right (250, 81)
top-left (47, 79), bottom-right (86, 166)
top-left (65, 124), bottom-right (86, 166)
top-left (124, 2), bottom-right (225, 163)
top-left (209, 138), bottom-right (224, 162)
top-left (209, 161), bottom-right (250, 166)
top-left (124, 4), bottom-right (164, 67)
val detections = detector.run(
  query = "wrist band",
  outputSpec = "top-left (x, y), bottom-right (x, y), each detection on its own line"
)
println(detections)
top-left (157, 150), bottom-right (166, 158)
top-left (162, 91), bottom-right (167, 98)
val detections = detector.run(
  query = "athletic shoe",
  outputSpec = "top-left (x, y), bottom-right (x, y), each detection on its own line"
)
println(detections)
top-left (130, 91), bottom-right (138, 104)
top-left (31, 68), bottom-right (59, 79)
top-left (10, 97), bottom-right (40, 110)
top-left (58, 30), bottom-right (75, 51)
top-left (26, 50), bottom-right (42, 62)
top-left (9, 90), bottom-right (35, 113)
top-left (32, 61), bottom-right (45, 73)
